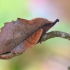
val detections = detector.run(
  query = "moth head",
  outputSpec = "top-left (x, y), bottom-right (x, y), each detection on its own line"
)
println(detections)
top-left (45, 19), bottom-right (59, 26)
top-left (42, 19), bottom-right (59, 31)
top-left (31, 18), bottom-right (59, 33)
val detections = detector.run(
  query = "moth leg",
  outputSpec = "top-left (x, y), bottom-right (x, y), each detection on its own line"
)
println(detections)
top-left (38, 26), bottom-right (47, 43)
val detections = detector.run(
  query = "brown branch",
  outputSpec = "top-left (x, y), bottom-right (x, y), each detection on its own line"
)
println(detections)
top-left (41, 31), bottom-right (70, 42)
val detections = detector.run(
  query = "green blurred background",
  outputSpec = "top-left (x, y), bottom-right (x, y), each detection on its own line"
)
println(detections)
top-left (0, 0), bottom-right (70, 70)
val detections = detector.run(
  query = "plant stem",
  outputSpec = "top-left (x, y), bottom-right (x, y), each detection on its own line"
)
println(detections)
top-left (42, 31), bottom-right (70, 42)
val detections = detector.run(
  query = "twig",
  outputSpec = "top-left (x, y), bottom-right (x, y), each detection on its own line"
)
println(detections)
top-left (42, 31), bottom-right (70, 42)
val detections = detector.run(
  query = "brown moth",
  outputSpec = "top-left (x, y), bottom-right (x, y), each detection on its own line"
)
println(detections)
top-left (0, 18), bottom-right (59, 59)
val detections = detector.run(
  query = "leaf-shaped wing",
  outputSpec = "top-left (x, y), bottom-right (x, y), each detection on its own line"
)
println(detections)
top-left (0, 18), bottom-right (47, 54)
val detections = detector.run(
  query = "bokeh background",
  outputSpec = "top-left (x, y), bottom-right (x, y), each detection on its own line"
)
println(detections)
top-left (0, 0), bottom-right (70, 70)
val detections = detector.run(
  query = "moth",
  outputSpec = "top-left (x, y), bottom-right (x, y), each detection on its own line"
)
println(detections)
top-left (0, 18), bottom-right (59, 59)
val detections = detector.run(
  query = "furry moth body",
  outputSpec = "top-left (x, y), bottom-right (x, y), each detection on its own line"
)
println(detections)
top-left (0, 18), bottom-right (59, 59)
